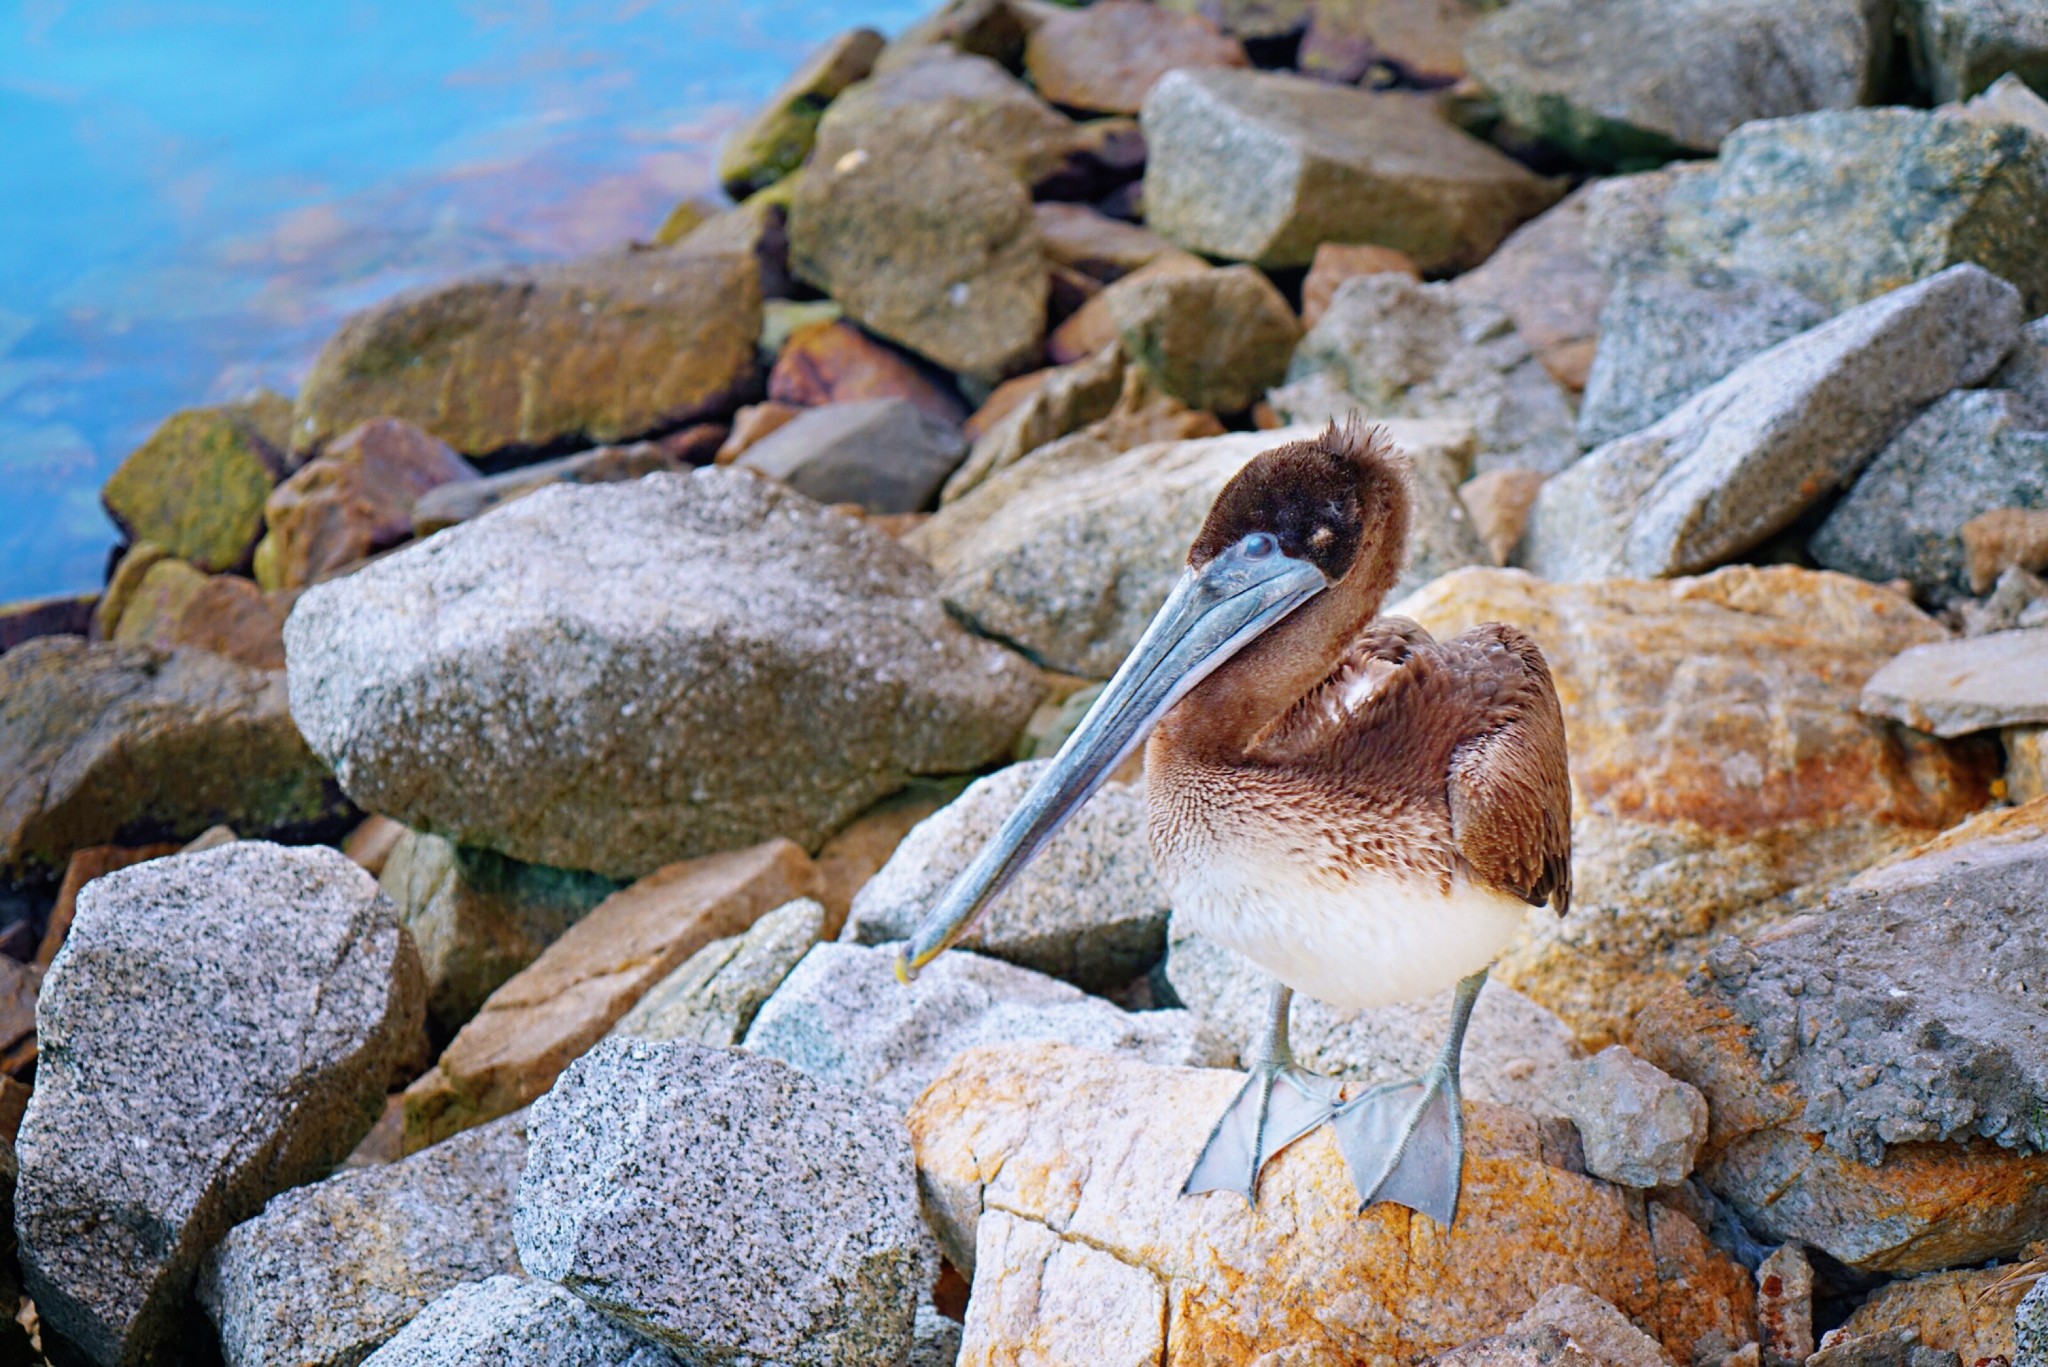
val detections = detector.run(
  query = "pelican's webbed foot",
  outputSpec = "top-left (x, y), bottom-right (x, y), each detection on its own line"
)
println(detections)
top-left (1329, 967), bottom-right (1488, 1228)
top-left (1183, 1059), bottom-right (1341, 1202)
top-left (1330, 1063), bottom-right (1466, 1227)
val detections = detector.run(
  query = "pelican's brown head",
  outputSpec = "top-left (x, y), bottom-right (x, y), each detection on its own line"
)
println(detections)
top-left (1189, 421), bottom-right (1412, 593)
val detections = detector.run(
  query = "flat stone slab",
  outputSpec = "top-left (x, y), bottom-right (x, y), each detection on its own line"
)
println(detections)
top-left (18, 843), bottom-right (425, 1365)
top-left (514, 1037), bottom-right (934, 1366)
top-left (736, 397), bottom-right (967, 513)
top-left (1520, 265), bottom-right (2022, 581)
top-left (1859, 629), bottom-right (2048, 737)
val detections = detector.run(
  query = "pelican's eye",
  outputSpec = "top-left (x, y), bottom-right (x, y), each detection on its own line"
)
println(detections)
top-left (1243, 531), bottom-right (1279, 560)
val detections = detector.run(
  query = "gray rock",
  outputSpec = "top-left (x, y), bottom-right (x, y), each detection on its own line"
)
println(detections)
top-left (813, 48), bottom-right (1087, 193)
top-left (514, 1037), bottom-right (934, 1366)
top-left (411, 443), bottom-right (687, 536)
top-left (18, 842), bottom-right (426, 1366)
top-left (1163, 924), bottom-right (1582, 1116)
top-left (1139, 67), bottom-right (1560, 272)
top-left (199, 1112), bottom-right (528, 1367)
top-left (1993, 317), bottom-right (2048, 427)
top-left (1900, 0), bottom-right (2048, 103)
top-left (736, 398), bottom-right (966, 513)
top-left (1660, 108), bottom-right (2048, 314)
top-left (1280, 273), bottom-right (1582, 475)
top-left (359, 1276), bottom-right (675, 1367)
top-left (1955, 71), bottom-right (2048, 141)
top-left (744, 940), bottom-right (1224, 1111)
top-left (1580, 164), bottom-right (1711, 277)
top-left (791, 53), bottom-right (1066, 383)
top-left (909, 1305), bottom-right (963, 1367)
top-left (912, 421), bottom-right (1486, 678)
top-left (285, 469), bottom-right (1043, 881)
top-left (1107, 265), bottom-right (1302, 414)
top-left (1556, 1046), bottom-right (1707, 1188)
top-left (1577, 269), bottom-right (1830, 449)
top-left (610, 897), bottom-right (825, 1046)
top-left (1520, 265), bottom-right (2023, 582)
top-left (1859, 628), bottom-right (2048, 737)
top-left (1633, 813), bottom-right (2048, 1271)
top-left (1961, 568), bottom-right (2048, 637)
top-left (842, 763), bottom-right (1164, 991)
top-left (1809, 390), bottom-right (2048, 602)
top-left (2018, 1276), bottom-right (2048, 1367)
top-left (381, 830), bottom-right (619, 1031)
top-left (0, 638), bottom-right (352, 888)
top-left (1465, 0), bottom-right (1890, 168)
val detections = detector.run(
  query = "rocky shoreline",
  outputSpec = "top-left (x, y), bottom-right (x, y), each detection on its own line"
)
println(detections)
top-left (3, 0), bottom-right (2048, 1363)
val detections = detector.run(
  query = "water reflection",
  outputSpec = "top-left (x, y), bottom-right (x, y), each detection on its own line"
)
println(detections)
top-left (0, 0), bottom-right (922, 599)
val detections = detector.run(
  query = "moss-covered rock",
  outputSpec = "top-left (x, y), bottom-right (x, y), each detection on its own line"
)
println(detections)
top-left (100, 395), bottom-right (293, 573)
top-left (716, 28), bottom-right (885, 199)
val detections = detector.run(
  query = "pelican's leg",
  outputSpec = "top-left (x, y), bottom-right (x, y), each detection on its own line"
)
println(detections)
top-left (1183, 981), bottom-right (1342, 1203)
top-left (1331, 968), bottom-right (1487, 1229)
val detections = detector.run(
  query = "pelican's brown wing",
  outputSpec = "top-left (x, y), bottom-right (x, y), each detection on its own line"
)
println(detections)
top-left (1443, 623), bottom-right (1572, 914)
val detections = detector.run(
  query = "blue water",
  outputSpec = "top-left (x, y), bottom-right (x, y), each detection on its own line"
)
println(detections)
top-left (0, 0), bottom-right (927, 600)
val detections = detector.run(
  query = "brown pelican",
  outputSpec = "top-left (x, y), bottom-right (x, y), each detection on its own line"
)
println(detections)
top-left (898, 422), bottom-right (1571, 1226)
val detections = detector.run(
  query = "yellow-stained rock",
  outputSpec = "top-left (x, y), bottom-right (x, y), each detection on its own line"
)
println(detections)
top-left (911, 1043), bottom-right (1756, 1367)
top-left (1835, 1266), bottom-right (2024, 1364)
top-left (400, 838), bottom-right (819, 1151)
top-left (100, 396), bottom-right (293, 573)
top-left (1391, 566), bottom-right (1994, 1044)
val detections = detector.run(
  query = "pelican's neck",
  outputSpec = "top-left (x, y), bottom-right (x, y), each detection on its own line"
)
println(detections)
top-left (1157, 536), bottom-right (1403, 761)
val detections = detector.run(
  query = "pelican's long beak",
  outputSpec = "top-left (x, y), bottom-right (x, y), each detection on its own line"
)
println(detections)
top-left (897, 536), bottom-right (1328, 982)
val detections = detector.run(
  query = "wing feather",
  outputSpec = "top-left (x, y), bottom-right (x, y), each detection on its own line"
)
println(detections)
top-left (1444, 625), bottom-right (1572, 913)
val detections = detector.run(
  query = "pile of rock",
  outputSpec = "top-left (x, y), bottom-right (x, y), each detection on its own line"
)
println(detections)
top-left (3, 0), bottom-right (2048, 1363)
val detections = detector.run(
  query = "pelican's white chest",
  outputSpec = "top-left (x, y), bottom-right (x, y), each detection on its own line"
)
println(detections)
top-left (1159, 817), bottom-right (1532, 1011)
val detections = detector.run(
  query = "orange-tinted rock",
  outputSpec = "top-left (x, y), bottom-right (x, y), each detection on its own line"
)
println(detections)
top-left (911, 1044), bottom-right (1755, 1366)
top-left (1393, 566), bottom-right (1994, 1044)
top-left (1300, 241), bottom-right (1422, 329)
top-left (341, 814), bottom-right (408, 879)
top-left (716, 402), bottom-right (804, 465)
top-left (767, 320), bottom-right (968, 424)
top-left (964, 369), bottom-right (1059, 442)
top-left (1046, 250), bottom-right (1208, 365)
top-left (1461, 468), bottom-right (1548, 566)
top-left (110, 560), bottom-right (292, 670)
top-left (1631, 798), bottom-right (2048, 1274)
top-left (256, 418), bottom-right (480, 590)
top-left (1834, 1266), bottom-right (2022, 1364)
top-left (1023, 0), bottom-right (1247, 115)
top-left (813, 781), bottom-right (961, 936)
top-left (1962, 506), bottom-right (2048, 594)
top-left (36, 843), bottom-right (184, 970)
top-left (1032, 202), bottom-right (1176, 283)
top-left (400, 838), bottom-right (819, 1151)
